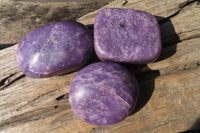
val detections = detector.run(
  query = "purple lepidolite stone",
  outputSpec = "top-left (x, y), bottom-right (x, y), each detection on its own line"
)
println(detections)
top-left (69, 62), bottom-right (139, 126)
top-left (16, 21), bottom-right (93, 78)
top-left (94, 8), bottom-right (161, 64)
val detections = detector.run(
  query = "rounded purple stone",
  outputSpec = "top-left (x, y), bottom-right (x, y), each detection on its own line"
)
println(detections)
top-left (16, 21), bottom-right (93, 78)
top-left (94, 8), bottom-right (161, 64)
top-left (69, 62), bottom-right (138, 126)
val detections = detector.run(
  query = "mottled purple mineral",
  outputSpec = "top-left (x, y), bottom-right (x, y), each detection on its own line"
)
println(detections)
top-left (94, 8), bottom-right (161, 64)
top-left (16, 21), bottom-right (93, 78)
top-left (69, 62), bottom-right (138, 126)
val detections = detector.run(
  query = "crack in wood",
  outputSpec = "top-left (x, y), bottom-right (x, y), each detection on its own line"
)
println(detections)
top-left (123, 0), bottom-right (128, 6)
top-left (178, 62), bottom-right (200, 71)
top-left (0, 74), bottom-right (25, 91)
top-left (16, 89), bottom-right (60, 111)
top-left (0, 106), bottom-right (67, 130)
top-left (178, 28), bottom-right (200, 41)
top-left (158, 0), bottom-right (198, 24)
top-left (0, 73), bottom-right (25, 91)
top-left (152, 118), bottom-right (178, 130)
top-left (0, 74), bottom-right (15, 87)
top-left (179, 0), bottom-right (198, 8)
top-left (56, 94), bottom-right (68, 101)
top-left (16, 88), bottom-right (69, 112)
top-left (178, 28), bottom-right (200, 36)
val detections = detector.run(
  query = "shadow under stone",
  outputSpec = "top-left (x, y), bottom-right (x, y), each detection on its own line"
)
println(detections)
top-left (155, 16), bottom-right (180, 61)
top-left (128, 16), bottom-right (179, 114)
top-left (179, 117), bottom-right (200, 133)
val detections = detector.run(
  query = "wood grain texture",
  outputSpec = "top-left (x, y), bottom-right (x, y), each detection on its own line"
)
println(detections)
top-left (0, 0), bottom-right (200, 133)
top-left (0, 0), bottom-right (113, 44)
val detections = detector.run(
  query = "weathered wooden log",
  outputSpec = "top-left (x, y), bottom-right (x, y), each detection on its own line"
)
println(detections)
top-left (0, 0), bottom-right (200, 133)
top-left (0, 0), bottom-right (113, 44)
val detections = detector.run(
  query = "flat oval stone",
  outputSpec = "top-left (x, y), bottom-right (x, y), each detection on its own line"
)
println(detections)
top-left (94, 8), bottom-right (161, 64)
top-left (16, 21), bottom-right (93, 78)
top-left (69, 62), bottom-right (138, 126)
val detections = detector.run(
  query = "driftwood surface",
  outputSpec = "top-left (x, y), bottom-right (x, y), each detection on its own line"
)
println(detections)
top-left (0, 0), bottom-right (113, 44)
top-left (0, 0), bottom-right (200, 133)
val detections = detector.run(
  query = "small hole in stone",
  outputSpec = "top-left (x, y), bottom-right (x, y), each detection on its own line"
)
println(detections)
top-left (120, 23), bottom-right (125, 28)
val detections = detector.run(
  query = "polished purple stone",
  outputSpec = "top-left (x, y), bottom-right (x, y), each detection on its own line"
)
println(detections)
top-left (69, 62), bottom-right (138, 126)
top-left (16, 21), bottom-right (93, 78)
top-left (94, 8), bottom-right (161, 64)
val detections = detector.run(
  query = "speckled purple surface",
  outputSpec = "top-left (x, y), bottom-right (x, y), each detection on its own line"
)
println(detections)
top-left (94, 8), bottom-right (161, 64)
top-left (16, 21), bottom-right (93, 78)
top-left (69, 62), bottom-right (138, 126)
